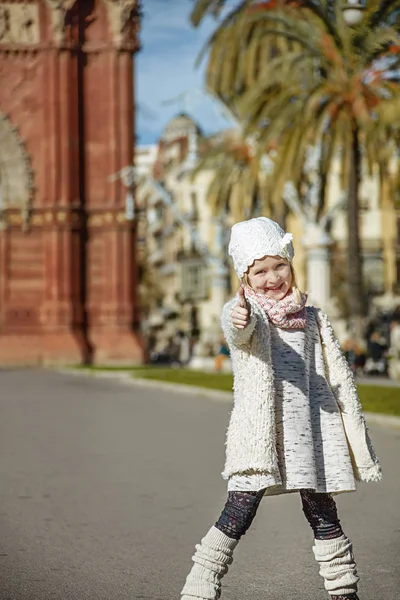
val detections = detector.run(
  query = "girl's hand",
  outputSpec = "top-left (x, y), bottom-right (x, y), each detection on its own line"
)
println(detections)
top-left (231, 286), bottom-right (249, 329)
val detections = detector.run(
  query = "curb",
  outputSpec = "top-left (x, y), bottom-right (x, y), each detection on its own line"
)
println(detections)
top-left (363, 412), bottom-right (400, 429)
top-left (55, 368), bottom-right (400, 428)
top-left (129, 376), bottom-right (233, 402)
top-left (56, 368), bottom-right (233, 402)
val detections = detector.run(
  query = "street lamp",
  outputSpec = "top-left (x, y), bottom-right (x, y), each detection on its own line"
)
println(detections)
top-left (108, 166), bottom-right (136, 220)
top-left (342, 0), bottom-right (366, 26)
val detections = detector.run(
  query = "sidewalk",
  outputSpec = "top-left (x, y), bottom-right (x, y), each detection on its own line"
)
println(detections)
top-left (357, 375), bottom-right (400, 387)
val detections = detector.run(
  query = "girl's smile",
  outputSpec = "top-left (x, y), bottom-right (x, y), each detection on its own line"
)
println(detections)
top-left (247, 255), bottom-right (292, 300)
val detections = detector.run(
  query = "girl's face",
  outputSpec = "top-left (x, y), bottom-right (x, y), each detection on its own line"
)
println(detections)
top-left (247, 255), bottom-right (292, 300)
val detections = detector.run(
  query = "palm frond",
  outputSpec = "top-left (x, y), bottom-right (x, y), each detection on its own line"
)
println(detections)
top-left (192, 0), bottom-right (400, 250)
top-left (192, 128), bottom-right (267, 219)
top-left (363, 0), bottom-right (387, 24)
top-left (244, 12), bottom-right (324, 56)
top-left (235, 52), bottom-right (315, 113)
top-left (190, 0), bottom-right (235, 27)
top-left (361, 26), bottom-right (400, 62)
top-left (295, 0), bottom-right (342, 48)
top-left (193, 1), bottom-right (248, 67)
top-left (369, 0), bottom-right (400, 28)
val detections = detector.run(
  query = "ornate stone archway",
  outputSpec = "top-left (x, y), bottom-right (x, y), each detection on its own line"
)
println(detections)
top-left (0, 0), bottom-right (143, 365)
top-left (43, 0), bottom-right (139, 47)
top-left (0, 112), bottom-right (34, 230)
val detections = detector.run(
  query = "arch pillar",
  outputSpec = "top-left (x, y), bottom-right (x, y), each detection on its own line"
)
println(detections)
top-left (0, 0), bottom-right (143, 364)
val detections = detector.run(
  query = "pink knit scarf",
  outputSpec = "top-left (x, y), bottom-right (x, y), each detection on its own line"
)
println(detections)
top-left (244, 286), bottom-right (308, 329)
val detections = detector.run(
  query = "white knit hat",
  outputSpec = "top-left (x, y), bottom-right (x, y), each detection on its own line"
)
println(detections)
top-left (228, 217), bottom-right (294, 279)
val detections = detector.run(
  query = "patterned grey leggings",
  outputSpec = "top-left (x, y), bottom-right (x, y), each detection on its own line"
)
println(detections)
top-left (215, 488), bottom-right (343, 541)
top-left (214, 489), bottom-right (358, 600)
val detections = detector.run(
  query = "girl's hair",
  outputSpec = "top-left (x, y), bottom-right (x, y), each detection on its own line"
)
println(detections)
top-left (241, 259), bottom-right (302, 303)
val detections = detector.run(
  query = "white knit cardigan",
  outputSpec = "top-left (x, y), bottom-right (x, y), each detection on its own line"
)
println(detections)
top-left (221, 296), bottom-right (382, 484)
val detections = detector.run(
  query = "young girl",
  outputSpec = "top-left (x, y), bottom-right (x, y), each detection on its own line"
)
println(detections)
top-left (181, 217), bottom-right (382, 600)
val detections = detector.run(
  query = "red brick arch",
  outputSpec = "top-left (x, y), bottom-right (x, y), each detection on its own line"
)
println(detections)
top-left (0, 0), bottom-right (144, 365)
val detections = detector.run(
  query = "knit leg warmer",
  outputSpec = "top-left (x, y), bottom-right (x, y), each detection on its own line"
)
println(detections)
top-left (313, 534), bottom-right (359, 596)
top-left (181, 526), bottom-right (239, 600)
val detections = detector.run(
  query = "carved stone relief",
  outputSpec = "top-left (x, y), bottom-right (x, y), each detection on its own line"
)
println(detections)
top-left (43, 0), bottom-right (76, 46)
top-left (43, 0), bottom-right (139, 47)
top-left (0, 2), bottom-right (40, 45)
top-left (0, 113), bottom-right (35, 230)
top-left (102, 0), bottom-right (139, 47)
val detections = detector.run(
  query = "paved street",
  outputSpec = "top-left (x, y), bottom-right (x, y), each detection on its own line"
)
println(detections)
top-left (0, 369), bottom-right (399, 600)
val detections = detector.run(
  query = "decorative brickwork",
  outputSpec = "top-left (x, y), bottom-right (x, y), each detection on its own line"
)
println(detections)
top-left (0, 0), bottom-right (144, 365)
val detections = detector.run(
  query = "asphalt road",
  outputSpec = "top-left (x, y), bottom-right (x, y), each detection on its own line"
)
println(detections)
top-left (0, 369), bottom-right (399, 600)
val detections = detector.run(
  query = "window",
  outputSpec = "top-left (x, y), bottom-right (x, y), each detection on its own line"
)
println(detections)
top-left (190, 191), bottom-right (198, 221)
top-left (155, 235), bottom-right (163, 251)
top-left (180, 259), bottom-right (209, 301)
top-left (364, 256), bottom-right (384, 295)
top-left (156, 205), bottom-right (164, 221)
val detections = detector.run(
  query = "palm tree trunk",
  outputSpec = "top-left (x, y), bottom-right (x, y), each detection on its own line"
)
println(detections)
top-left (272, 199), bottom-right (288, 229)
top-left (347, 126), bottom-right (365, 339)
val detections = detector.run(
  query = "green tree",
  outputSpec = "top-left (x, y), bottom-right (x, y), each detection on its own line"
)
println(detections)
top-left (193, 126), bottom-right (280, 222)
top-left (192, 0), bottom-right (400, 334)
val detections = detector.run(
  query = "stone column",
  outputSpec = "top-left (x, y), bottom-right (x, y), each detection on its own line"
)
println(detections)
top-left (302, 225), bottom-right (333, 313)
top-left (82, 2), bottom-right (144, 363)
top-left (0, 0), bottom-right (87, 364)
top-left (0, 0), bottom-right (143, 365)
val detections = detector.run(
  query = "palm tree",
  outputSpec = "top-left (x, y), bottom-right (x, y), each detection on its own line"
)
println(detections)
top-left (283, 142), bottom-right (351, 312)
top-left (191, 0), bottom-right (400, 335)
top-left (193, 127), bottom-right (280, 222)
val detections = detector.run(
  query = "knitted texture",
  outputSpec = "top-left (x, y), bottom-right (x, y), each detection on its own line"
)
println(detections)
top-left (244, 286), bottom-right (308, 329)
top-left (181, 526), bottom-right (238, 600)
top-left (315, 310), bottom-right (382, 482)
top-left (228, 217), bottom-right (294, 278)
top-left (313, 534), bottom-right (359, 595)
top-left (221, 297), bottom-right (279, 480)
top-left (215, 490), bottom-right (265, 539)
top-left (228, 311), bottom-right (356, 494)
top-left (301, 490), bottom-right (344, 540)
top-left (220, 298), bottom-right (382, 483)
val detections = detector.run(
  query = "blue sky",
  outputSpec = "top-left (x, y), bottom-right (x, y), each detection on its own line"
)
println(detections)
top-left (136, 0), bottom-right (234, 145)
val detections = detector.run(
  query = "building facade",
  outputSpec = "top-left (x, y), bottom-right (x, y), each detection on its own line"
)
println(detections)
top-left (0, 0), bottom-right (144, 364)
top-left (136, 115), bottom-right (232, 362)
top-left (137, 115), bottom-right (400, 357)
top-left (287, 154), bottom-right (400, 319)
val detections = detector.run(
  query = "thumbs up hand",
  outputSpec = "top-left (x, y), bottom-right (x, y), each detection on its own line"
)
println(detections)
top-left (231, 285), bottom-right (250, 329)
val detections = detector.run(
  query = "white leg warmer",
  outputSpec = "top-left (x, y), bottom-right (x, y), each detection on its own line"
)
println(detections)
top-left (181, 526), bottom-right (239, 600)
top-left (313, 534), bottom-right (360, 596)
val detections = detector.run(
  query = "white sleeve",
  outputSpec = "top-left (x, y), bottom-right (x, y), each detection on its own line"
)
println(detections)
top-left (315, 308), bottom-right (382, 482)
top-left (221, 296), bottom-right (257, 348)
